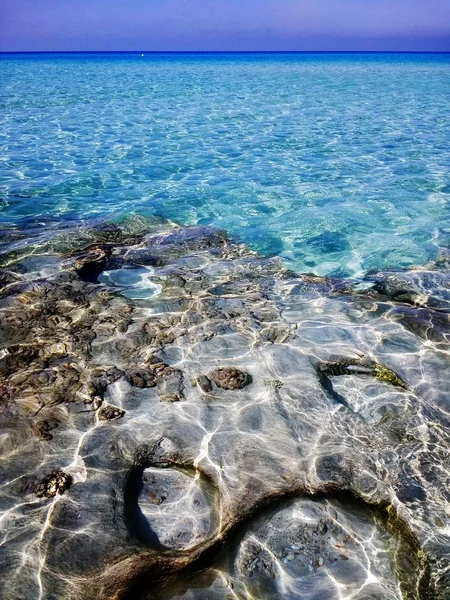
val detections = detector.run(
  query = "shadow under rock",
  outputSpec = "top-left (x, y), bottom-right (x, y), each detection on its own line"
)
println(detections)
top-left (124, 467), bottom-right (165, 550)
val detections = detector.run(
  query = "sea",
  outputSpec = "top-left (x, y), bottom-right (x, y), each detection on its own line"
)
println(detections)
top-left (1, 52), bottom-right (449, 277)
top-left (1, 53), bottom-right (450, 600)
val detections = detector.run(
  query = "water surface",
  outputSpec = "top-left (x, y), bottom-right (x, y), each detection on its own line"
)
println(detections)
top-left (1, 52), bottom-right (449, 276)
top-left (1, 53), bottom-right (450, 600)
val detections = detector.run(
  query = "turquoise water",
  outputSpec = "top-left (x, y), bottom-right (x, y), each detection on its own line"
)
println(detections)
top-left (1, 52), bottom-right (449, 277)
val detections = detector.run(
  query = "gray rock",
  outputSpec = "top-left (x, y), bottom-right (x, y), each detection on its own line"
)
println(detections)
top-left (0, 221), bottom-right (448, 600)
top-left (195, 375), bottom-right (213, 393)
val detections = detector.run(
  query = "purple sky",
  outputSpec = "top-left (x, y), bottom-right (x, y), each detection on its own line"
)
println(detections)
top-left (1, 0), bottom-right (450, 52)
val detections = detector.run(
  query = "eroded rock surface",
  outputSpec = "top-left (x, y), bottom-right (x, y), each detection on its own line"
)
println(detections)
top-left (0, 217), bottom-right (449, 600)
top-left (208, 366), bottom-right (252, 390)
top-left (98, 404), bottom-right (125, 421)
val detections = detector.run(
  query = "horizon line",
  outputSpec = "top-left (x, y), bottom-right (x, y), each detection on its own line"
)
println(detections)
top-left (1, 50), bottom-right (450, 55)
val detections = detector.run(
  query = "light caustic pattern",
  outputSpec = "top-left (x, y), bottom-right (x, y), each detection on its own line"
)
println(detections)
top-left (1, 53), bottom-right (450, 278)
top-left (0, 218), bottom-right (449, 599)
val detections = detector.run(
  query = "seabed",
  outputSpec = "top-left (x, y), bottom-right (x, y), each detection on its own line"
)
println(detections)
top-left (0, 216), bottom-right (449, 599)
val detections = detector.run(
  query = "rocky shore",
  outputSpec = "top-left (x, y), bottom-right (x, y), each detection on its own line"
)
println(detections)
top-left (0, 216), bottom-right (449, 599)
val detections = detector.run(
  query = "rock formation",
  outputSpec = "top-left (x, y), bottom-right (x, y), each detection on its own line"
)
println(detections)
top-left (0, 217), bottom-right (449, 599)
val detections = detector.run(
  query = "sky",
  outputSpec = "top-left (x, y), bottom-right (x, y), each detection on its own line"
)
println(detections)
top-left (1, 0), bottom-right (450, 52)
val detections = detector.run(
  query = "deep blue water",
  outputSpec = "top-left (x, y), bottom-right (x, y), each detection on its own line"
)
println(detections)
top-left (1, 52), bottom-right (449, 276)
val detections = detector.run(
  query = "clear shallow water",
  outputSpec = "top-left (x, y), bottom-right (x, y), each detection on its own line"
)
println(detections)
top-left (1, 53), bottom-right (450, 600)
top-left (1, 52), bottom-right (450, 277)
top-left (1, 220), bottom-right (449, 600)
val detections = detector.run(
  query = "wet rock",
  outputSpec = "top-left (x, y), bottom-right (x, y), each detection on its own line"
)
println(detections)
top-left (366, 268), bottom-right (450, 311)
top-left (27, 369), bottom-right (58, 387)
top-left (74, 245), bottom-right (111, 283)
top-left (32, 419), bottom-right (59, 441)
top-left (0, 345), bottom-right (40, 378)
top-left (135, 437), bottom-right (183, 469)
top-left (264, 379), bottom-right (284, 389)
top-left (208, 367), bottom-right (252, 390)
top-left (318, 520), bottom-right (328, 535)
top-left (317, 357), bottom-right (407, 390)
top-left (149, 226), bottom-right (227, 252)
top-left (195, 375), bottom-right (213, 393)
top-left (119, 248), bottom-right (163, 267)
top-left (98, 404), bottom-right (125, 421)
top-left (0, 269), bottom-right (23, 289)
top-left (0, 220), bottom-right (448, 600)
top-left (372, 363), bottom-right (407, 388)
top-left (230, 497), bottom-right (414, 600)
top-left (35, 470), bottom-right (72, 498)
top-left (87, 222), bottom-right (125, 243)
top-left (132, 467), bottom-right (213, 550)
top-left (124, 369), bottom-right (156, 388)
top-left (390, 305), bottom-right (450, 346)
top-left (307, 231), bottom-right (350, 254)
top-left (260, 325), bottom-right (294, 344)
top-left (0, 383), bottom-right (13, 406)
top-left (238, 540), bottom-right (277, 580)
top-left (208, 280), bottom-right (260, 297)
top-left (92, 397), bottom-right (103, 410)
top-left (315, 453), bottom-right (352, 486)
top-left (87, 366), bottom-right (124, 397)
top-left (146, 355), bottom-right (168, 371)
top-left (287, 272), bottom-right (350, 296)
top-left (395, 481), bottom-right (427, 504)
top-left (159, 393), bottom-right (181, 403)
top-left (156, 367), bottom-right (184, 400)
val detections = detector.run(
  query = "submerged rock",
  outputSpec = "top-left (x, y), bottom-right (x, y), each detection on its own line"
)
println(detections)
top-left (87, 366), bottom-right (124, 397)
top-left (125, 369), bottom-right (157, 388)
top-left (32, 419), bottom-right (59, 441)
top-left (366, 268), bottom-right (450, 311)
top-left (150, 225), bottom-right (227, 251)
top-left (0, 269), bottom-right (23, 288)
top-left (208, 367), bottom-right (252, 390)
top-left (35, 470), bottom-right (72, 498)
top-left (0, 220), bottom-right (449, 600)
top-left (159, 393), bottom-right (181, 403)
top-left (195, 375), bottom-right (213, 393)
top-left (134, 467), bottom-right (213, 550)
top-left (98, 404), bottom-right (125, 421)
top-left (317, 357), bottom-right (407, 389)
top-left (74, 245), bottom-right (111, 283)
